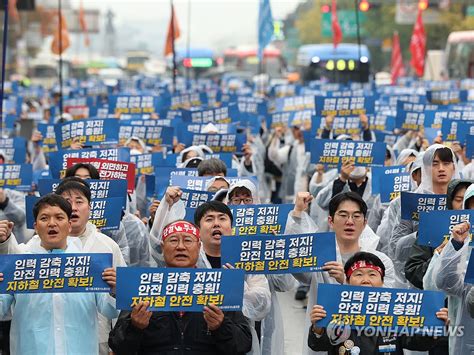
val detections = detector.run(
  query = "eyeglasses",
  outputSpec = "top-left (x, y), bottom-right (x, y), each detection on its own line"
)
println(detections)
top-left (164, 236), bottom-right (198, 247)
top-left (230, 197), bottom-right (253, 205)
top-left (335, 211), bottom-right (364, 222)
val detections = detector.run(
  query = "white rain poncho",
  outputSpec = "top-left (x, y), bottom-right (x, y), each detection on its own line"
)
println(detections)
top-left (424, 183), bottom-right (474, 354)
top-left (226, 179), bottom-right (261, 205)
top-left (285, 210), bottom-right (395, 355)
top-left (389, 145), bottom-right (459, 287)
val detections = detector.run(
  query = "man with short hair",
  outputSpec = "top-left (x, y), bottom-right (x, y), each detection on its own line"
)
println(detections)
top-left (0, 194), bottom-right (118, 354)
top-left (287, 191), bottom-right (394, 355)
top-left (109, 219), bottom-right (252, 355)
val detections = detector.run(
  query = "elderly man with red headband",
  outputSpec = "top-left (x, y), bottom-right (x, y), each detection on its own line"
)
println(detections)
top-left (307, 251), bottom-right (448, 355)
top-left (109, 220), bottom-right (252, 355)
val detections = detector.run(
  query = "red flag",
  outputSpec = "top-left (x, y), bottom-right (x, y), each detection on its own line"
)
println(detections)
top-left (410, 9), bottom-right (426, 77)
top-left (9, 0), bottom-right (20, 22)
top-left (51, 12), bottom-right (71, 55)
top-left (331, 0), bottom-right (342, 49)
top-left (391, 32), bottom-right (406, 84)
top-left (164, 5), bottom-right (181, 56)
top-left (79, 0), bottom-right (90, 47)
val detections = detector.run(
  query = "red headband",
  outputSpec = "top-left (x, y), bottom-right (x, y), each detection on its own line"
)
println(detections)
top-left (346, 260), bottom-right (384, 279)
top-left (162, 221), bottom-right (200, 241)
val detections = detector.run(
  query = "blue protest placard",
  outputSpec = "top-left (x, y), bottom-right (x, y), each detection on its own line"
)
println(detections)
top-left (37, 123), bottom-right (57, 147)
top-left (171, 175), bottom-right (258, 192)
top-left (310, 139), bottom-right (386, 167)
top-left (109, 95), bottom-right (160, 116)
top-left (369, 114), bottom-right (396, 132)
top-left (181, 132), bottom-right (246, 153)
top-left (180, 188), bottom-right (215, 209)
top-left (0, 253), bottom-right (112, 294)
top-left (426, 90), bottom-right (468, 105)
top-left (116, 267), bottom-right (245, 312)
top-left (418, 209), bottom-right (473, 247)
top-left (0, 164), bottom-right (32, 191)
top-left (271, 95), bottom-right (314, 113)
top-left (395, 101), bottom-right (441, 130)
top-left (315, 96), bottom-right (375, 117)
top-left (441, 119), bottom-right (474, 143)
top-left (465, 252), bottom-right (474, 284)
top-left (316, 284), bottom-right (445, 332)
top-left (152, 152), bottom-right (178, 168)
top-left (400, 192), bottom-right (447, 221)
top-left (467, 135), bottom-right (474, 159)
top-left (203, 153), bottom-right (233, 167)
top-left (48, 147), bottom-right (130, 179)
top-left (221, 232), bottom-right (336, 274)
top-left (181, 104), bottom-right (239, 124)
top-left (25, 195), bottom-right (123, 231)
top-left (130, 153), bottom-right (154, 175)
top-left (170, 92), bottom-right (207, 110)
top-left (237, 96), bottom-right (267, 116)
top-left (118, 124), bottom-right (174, 147)
top-left (372, 166), bottom-right (411, 203)
top-left (54, 118), bottom-right (120, 149)
top-left (230, 204), bottom-right (294, 236)
top-left (0, 137), bottom-right (27, 164)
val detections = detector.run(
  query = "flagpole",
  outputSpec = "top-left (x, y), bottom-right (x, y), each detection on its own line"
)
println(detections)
top-left (186, 0), bottom-right (191, 89)
top-left (0, 0), bottom-right (9, 136)
top-left (170, 0), bottom-right (177, 92)
top-left (58, 0), bottom-right (64, 117)
top-left (354, 0), bottom-right (362, 82)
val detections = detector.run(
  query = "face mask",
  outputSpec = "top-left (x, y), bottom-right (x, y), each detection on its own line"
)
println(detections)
top-left (349, 166), bottom-right (367, 180)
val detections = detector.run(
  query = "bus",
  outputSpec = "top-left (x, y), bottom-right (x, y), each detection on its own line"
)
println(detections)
top-left (445, 31), bottom-right (474, 79)
top-left (222, 46), bottom-right (286, 78)
top-left (126, 51), bottom-right (150, 74)
top-left (169, 48), bottom-right (218, 79)
top-left (296, 43), bottom-right (371, 84)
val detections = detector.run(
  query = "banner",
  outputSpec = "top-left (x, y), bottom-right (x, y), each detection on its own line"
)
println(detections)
top-left (271, 95), bottom-right (314, 112)
top-left (400, 192), bottom-right (447, 221)
top-left (369, 114), bottom-right (396, 132)
top-left (130, 153), bottom-right (154, 175)
top-left (170, 92), bottom-right (207, 110)
top-left (66, 158), bottom-right (136, 193)
top-left (372, 166), bottom-right (411, 203)
top-left (221, 232), bottom-right (336, 274)
top-left (25, 195), bottom-right (123, 231)
top-left (310, 139), bottom-right (386, 167)
top-left (230, 204), bottom-right (294, 236)
top-left (315, 96), bottom-right (375, 117)
top-left (54, 119), bottom-right (120, 149)
top-left (316, 284), bottom-right (445, 331)
top-left (417, 209), bottom-right (473, 247)
top-left (116, 267), bottom-right (245, 312)
top-left (37, 179), bottom-right (127, 202)
top-left (0, 253), bottom-right (112, 294)
top-left (181, 133), bottom-right (245, 153)
top-left (0, 164), bottom-right (32, 191)
top-left (48, 148), bottom-right (130, 179)
top-left (152, 152), bottom-right (178, 168)
top-left (37, 123), bottom-right (57, 148)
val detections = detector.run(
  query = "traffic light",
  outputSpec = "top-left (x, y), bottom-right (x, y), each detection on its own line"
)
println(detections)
top-left (359, 0), bottom-right (370, 12)
top-left (418, 0), bottom-right (429, 11)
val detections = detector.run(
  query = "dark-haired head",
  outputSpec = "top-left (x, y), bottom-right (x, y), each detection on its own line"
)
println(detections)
top-left (33, 193), bottom-right (72, 221)
top-left (194, 201), bottom-right (233, 226)
top-left (55, 180), bottom-right (92, 203)
top-left (197, 158), bottom-right (227, 177)
top-left (64, 163), bottom-right (100, 180)
top-left (344, 251), bottom-right (385, 286)
top-left (329, 191), bottom-right (367, 219)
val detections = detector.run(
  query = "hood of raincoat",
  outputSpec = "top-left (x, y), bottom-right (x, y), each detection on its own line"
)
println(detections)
top-left (226, 179), bottom-right (260, 204)
top-left (447, 179), bottom-right (473, 209)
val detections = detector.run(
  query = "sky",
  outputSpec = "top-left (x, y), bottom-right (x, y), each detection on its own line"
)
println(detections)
top-left (73, 0), bottom-right (306, 57)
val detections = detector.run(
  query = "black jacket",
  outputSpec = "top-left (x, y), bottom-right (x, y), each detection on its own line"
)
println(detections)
top-left (109, 310), bottom-right (252, 355)
top-left (308, 326), bottom-right (442, 354)
top-left (404, 240), bottom-right (435, 290)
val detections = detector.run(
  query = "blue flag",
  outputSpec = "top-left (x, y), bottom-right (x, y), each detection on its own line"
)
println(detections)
top-left (221, 232), bottom-right (336, 274)
top-left (258, 0), bottom-right (274, 61)
top-left (116, 267), bottom-right (245, 312)
top-left (0, 253), bottom-right (112, 294)
top-left (316, 284), bottom-right (445, 333)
